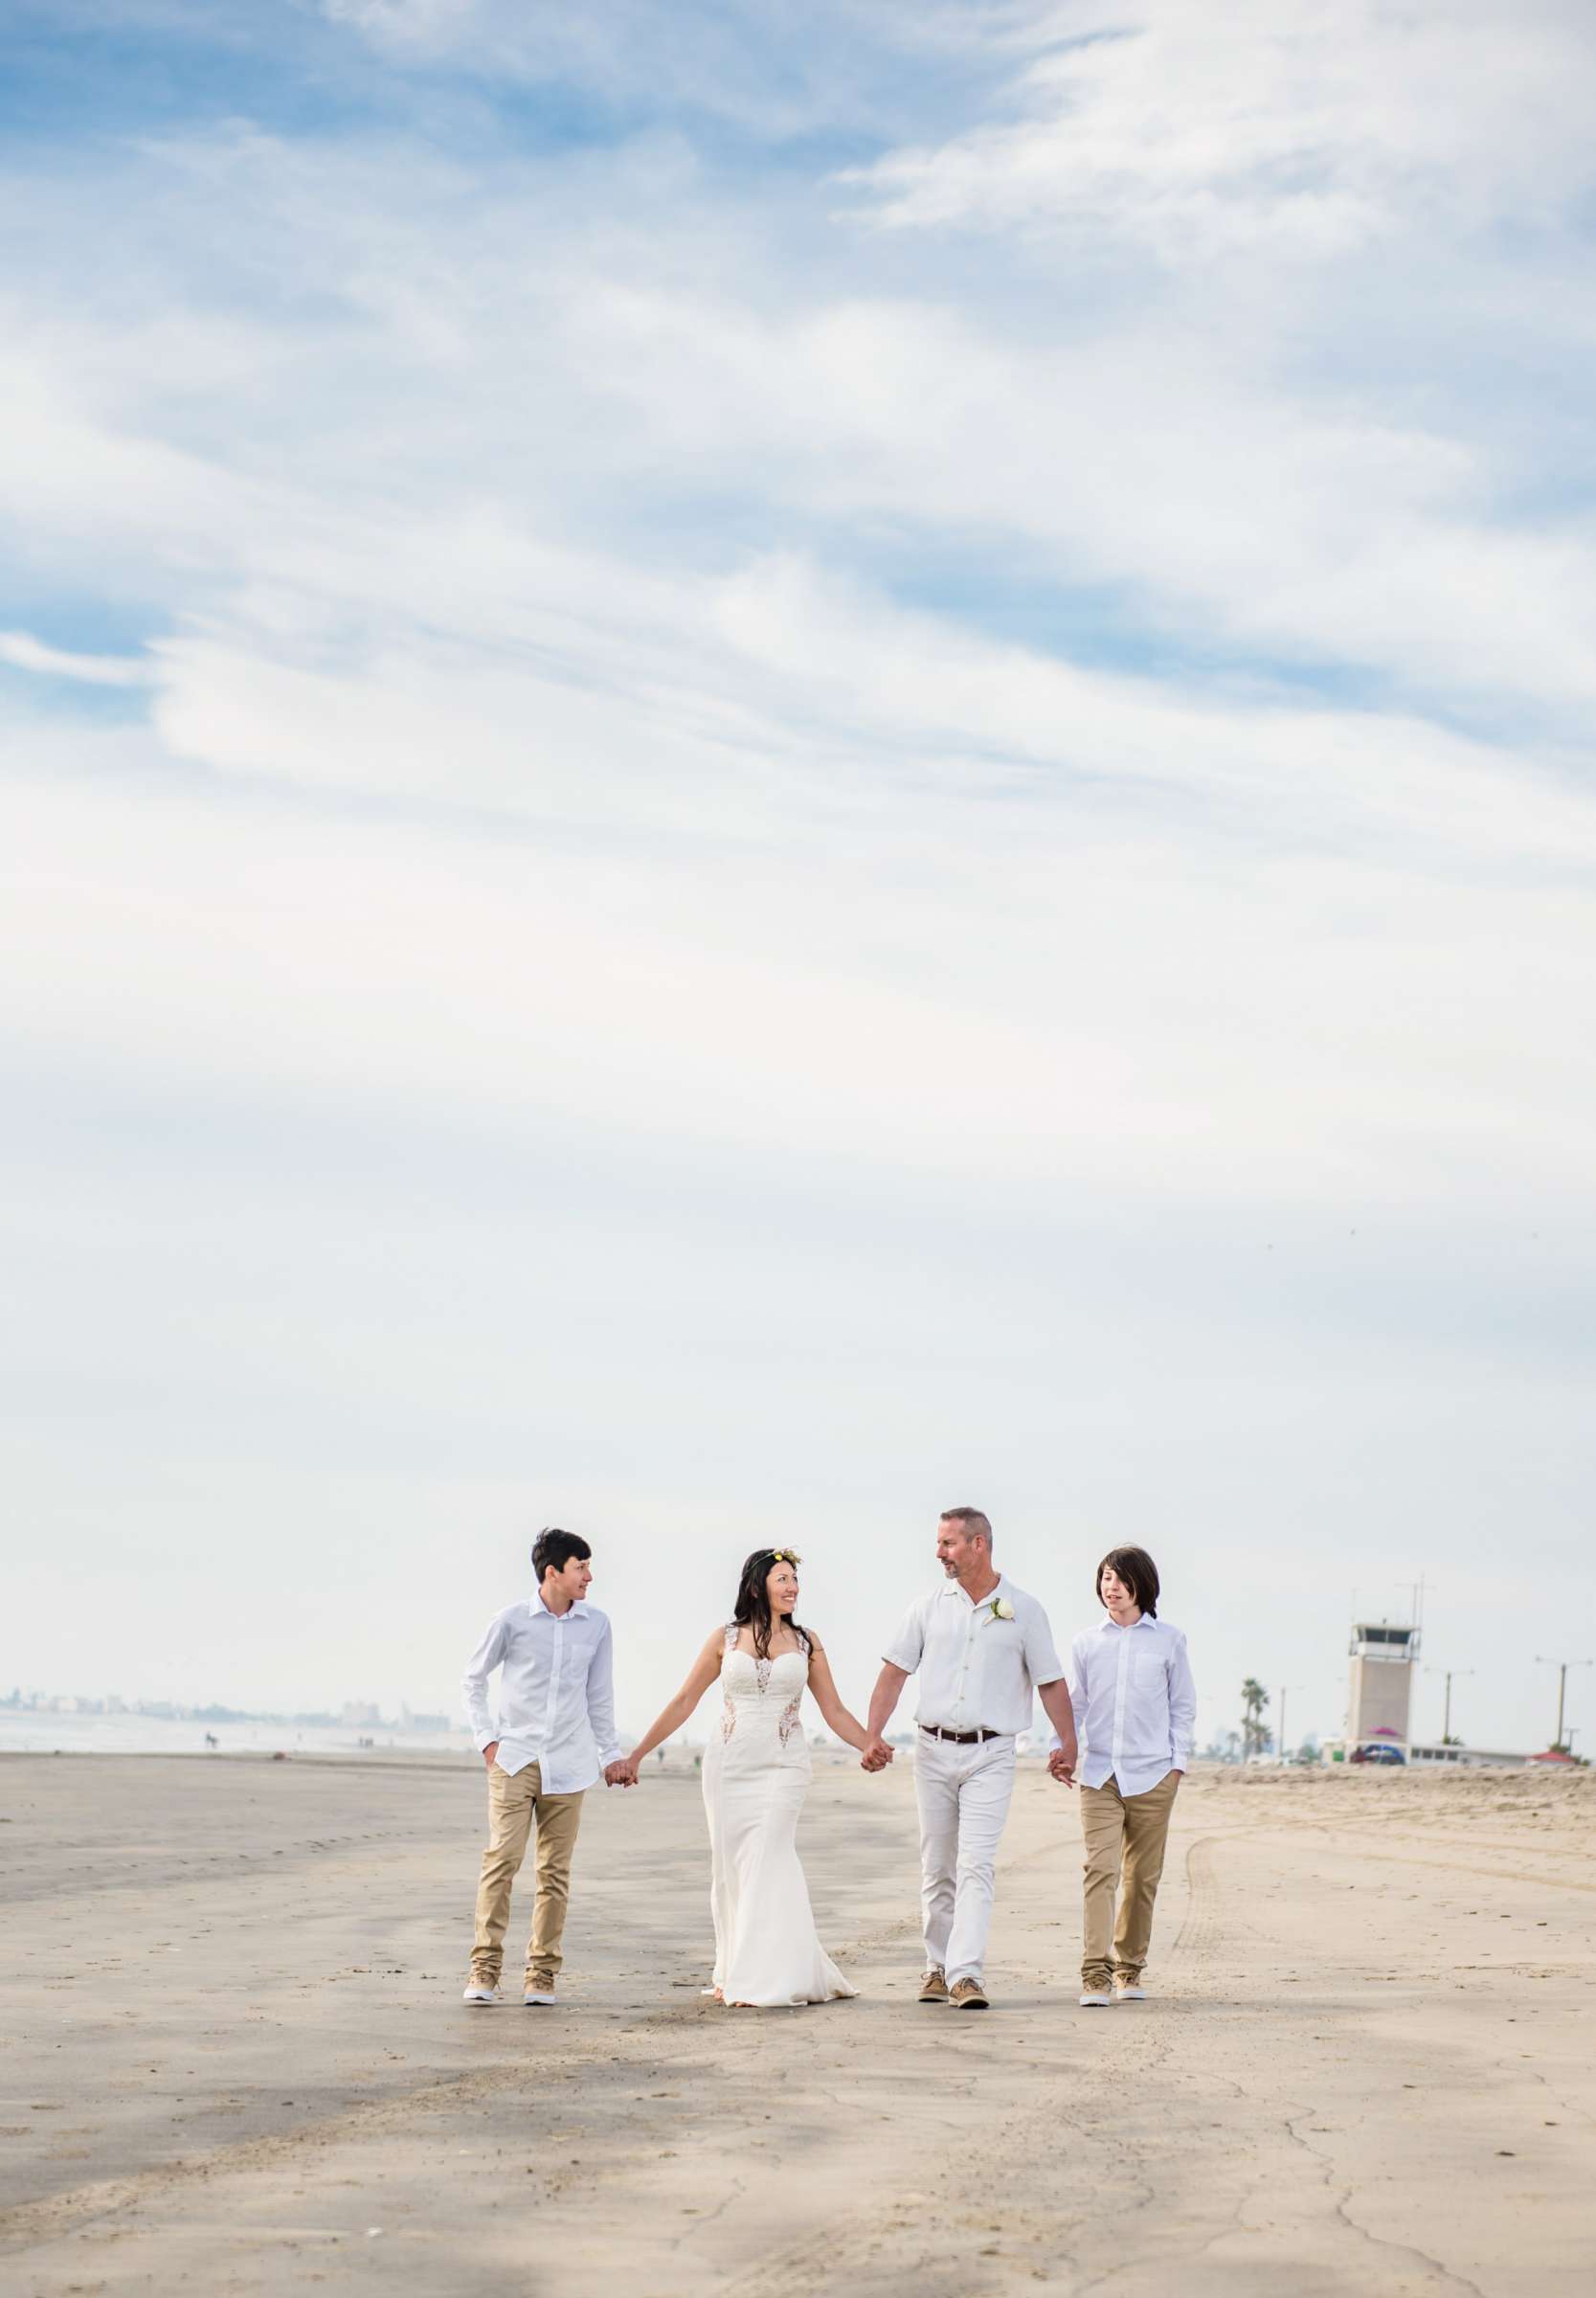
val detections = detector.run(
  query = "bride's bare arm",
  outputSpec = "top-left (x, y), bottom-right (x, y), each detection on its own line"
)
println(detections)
top-left (623, 1629), bottom-right (726, 1770)
top-left (805, 1637), bottom-right (886, 1759)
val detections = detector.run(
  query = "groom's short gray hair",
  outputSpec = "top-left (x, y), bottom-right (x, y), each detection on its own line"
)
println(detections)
top-left (940, 1505), bottom-right (993, 1549)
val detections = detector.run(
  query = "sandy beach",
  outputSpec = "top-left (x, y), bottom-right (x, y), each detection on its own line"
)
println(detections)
top-left (2, 1752), bottom-right (1593, 2296)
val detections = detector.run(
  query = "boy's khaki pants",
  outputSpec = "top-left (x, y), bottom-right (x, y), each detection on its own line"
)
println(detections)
top-left (1079, 1769), bottom-right (1180, 1991)
top-left (471, 1761), bottom-right (585, 1985)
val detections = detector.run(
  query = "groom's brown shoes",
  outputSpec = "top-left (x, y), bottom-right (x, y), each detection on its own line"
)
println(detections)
top-left (918, 1968), bottom-right (949, 2003)
top-left (949, 1977), bottom-right (990, 2010)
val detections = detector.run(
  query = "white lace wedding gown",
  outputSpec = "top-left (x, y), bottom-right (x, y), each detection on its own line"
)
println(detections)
top-left (701, 1626), bottom-right (857, 2009)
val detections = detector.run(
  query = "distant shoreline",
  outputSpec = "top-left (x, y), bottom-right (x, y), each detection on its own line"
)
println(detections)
top-left (0, 1744), bottom-right (483, 1769)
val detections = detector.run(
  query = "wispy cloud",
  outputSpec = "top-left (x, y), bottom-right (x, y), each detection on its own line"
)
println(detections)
top-left (0, 632), bottom-right (152, 686)
top-left (845, 1), bottom-right (1596, 253)
top-left (1, 2), bottom-right (1592, 1737)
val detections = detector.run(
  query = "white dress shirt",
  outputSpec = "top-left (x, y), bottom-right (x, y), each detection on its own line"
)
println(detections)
top-left (461, 1595), bottom-right (621, 1792)
top-left (884, 1575), bottom-right (1065, 1736)
top-left (1063, 1613), bottom-right (1196, 1794)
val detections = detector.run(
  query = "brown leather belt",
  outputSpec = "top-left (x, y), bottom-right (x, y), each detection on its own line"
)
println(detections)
top-left (919, 1723), bottom-right (1001, 1745)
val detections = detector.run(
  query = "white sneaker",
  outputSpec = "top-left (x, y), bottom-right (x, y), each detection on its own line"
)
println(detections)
top-left (1113, 1983), bottom-right (1146, 2002)
top-left (461, 1981), bottom-right (502, 2004)
top-left (1078, 1990), bottom-right (1113, 2007)
top-left (522, 1986), bottom-right (558, 2007)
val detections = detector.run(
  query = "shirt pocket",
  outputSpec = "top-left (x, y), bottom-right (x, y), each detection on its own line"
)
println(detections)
top-left (1130, 1644), bottom-right (1165, 1691)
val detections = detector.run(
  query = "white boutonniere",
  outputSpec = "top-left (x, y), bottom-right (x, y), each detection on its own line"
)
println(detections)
top-left (985, 1597), bottom-right (1015, 1625)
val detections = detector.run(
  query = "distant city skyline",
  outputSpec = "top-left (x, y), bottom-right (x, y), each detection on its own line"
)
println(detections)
top-left (0, 1687), bottom-right (455, 1733)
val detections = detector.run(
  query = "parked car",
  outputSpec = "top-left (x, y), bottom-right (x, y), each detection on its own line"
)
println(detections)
top-left (1350, 1742), bottom-right (1406, 1766)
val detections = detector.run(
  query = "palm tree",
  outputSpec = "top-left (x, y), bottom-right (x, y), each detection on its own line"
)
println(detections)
top-left (1241, 1678), bottom-right (1270, 1758)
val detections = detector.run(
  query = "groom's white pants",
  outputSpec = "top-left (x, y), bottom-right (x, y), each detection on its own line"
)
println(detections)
top-left (914, 1731), bottom-right (1017, 1986)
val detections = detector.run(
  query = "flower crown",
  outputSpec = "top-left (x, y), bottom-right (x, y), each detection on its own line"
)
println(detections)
top-left (771, 1547), bottom-right (802, 1566)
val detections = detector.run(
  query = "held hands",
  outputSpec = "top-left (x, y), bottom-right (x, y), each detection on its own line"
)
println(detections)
top-left (486, 1745), bottom-right (639, 1786)
top-left (859, 1736), bottom-right (895, 1773)
top-left (1047, 1746), bottom-right (1077, 1788)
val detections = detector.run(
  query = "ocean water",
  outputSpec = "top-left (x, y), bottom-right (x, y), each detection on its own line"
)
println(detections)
top-left (0, 1711), bottom-right (478, 1763)
top-left (0, 1715), bottom-right (1056, 1765)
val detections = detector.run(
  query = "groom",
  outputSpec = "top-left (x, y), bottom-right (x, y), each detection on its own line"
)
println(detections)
top-left (461, 1526), bottom-right (631, 2007)
top-left (864, 1507), bottom-right (1077, 2011)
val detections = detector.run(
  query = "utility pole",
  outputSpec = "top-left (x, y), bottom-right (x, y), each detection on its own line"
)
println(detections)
top-left (1278, 1684), bottom-right (1303, 1760)
top-left (1427, 1665), bottom-right (1473, 1743)
top-left (1535, 1656), bottom-right (1592, 1750)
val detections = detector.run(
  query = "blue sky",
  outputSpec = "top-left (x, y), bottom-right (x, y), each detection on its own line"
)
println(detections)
top-left (4, 1), bottom-right (1595, 1758)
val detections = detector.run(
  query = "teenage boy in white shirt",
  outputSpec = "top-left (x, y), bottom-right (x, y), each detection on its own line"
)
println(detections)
top-left (461, 1527), bottom-right (632, 2007)
top-left (1050, 1545), bottom-right (1195, 2006)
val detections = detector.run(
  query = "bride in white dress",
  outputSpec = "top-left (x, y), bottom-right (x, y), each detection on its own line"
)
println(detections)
top-left (622, 1549), bottom-right (885, 2007)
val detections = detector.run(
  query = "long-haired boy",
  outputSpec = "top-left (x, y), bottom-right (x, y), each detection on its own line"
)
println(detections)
top-left (1050, 1546), bottom-right (1195, 2005)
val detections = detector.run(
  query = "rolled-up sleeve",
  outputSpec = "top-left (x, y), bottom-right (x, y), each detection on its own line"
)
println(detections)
top-left (585, 1617), bottom-right (622, 1769)
top-left (1167, 1629), bottom-right (1197, 1768)
top-left (1023, 1599), bottom-right (1065, 1687)
top-left (882, 1598), bottom-right (926, 1675)
top-left (461, 1611), bottom-right (507, 1751)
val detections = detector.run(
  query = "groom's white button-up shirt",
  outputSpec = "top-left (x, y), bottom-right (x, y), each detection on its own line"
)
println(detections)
top-left (884, 1575), bottom-right (1065, 1736)
top-left (461, 1595), bottom-right (622, 1792)
top-left (1061, 1613), bottom-right (1197, 1795)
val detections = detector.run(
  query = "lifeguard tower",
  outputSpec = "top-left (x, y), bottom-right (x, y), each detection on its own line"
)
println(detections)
top-left (1346, 1620), bottom-right (1420, 1753)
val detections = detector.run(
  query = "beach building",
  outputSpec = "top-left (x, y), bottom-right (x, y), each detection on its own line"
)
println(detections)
top-left (1321, 1736), bottom-right (1533, 1769)
top-left (1320, 1620), bottom-right (1534, 1767)
top-left (1406, 1742), bottom-right (1526, 1769)
top-left (1345, 1619), bottom-right (1419, 1753)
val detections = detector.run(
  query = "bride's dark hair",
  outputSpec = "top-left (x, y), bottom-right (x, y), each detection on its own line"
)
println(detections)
top-left (732, 1549), bottom-right (812, 1661)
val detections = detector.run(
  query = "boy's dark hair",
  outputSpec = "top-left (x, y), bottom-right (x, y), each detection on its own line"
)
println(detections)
top-left (531, 1527), bottom-right (592, 1581)
top-left (1096, 1545), bottom-right (1159, 1618)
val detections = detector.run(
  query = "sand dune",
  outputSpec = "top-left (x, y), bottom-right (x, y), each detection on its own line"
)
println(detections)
top-left (2, 1753), bottom-right (1592, 2294)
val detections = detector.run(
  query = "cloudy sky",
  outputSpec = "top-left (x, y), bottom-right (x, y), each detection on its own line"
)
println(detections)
top-left (4, 1), bottom-right (1594, 1759)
